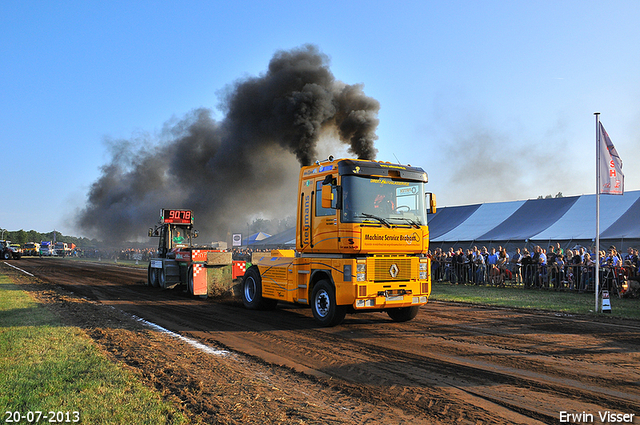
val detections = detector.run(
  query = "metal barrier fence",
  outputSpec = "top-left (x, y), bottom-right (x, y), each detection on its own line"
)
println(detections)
top-left (431, 258), bottom-right (635, 296)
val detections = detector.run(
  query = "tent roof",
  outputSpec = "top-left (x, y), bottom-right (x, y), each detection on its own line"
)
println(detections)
top-left (600, 195), bottom-right (640, 239)
top-left (255, 227), bottom-right (296, 247)
top-left (432, 200), bottom-right (525, 242)
top-left (477, 196), bottom-right (579, 241)
top-left (430, 190), bottom-right (640, 243)
top-left (427, 204), bottom-right (481, 239)
top-left (532, 191), bottom-right (640, 240)
top-left (243, 232), bottom-right (271, 245)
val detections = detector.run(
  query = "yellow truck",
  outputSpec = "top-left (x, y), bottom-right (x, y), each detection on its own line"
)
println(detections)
top-left (242, 157), bottom-right (435, 326)
top-left (23, 242), bottom-right (40, 256)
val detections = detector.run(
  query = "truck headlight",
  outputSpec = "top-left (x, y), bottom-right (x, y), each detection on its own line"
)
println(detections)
top-left (357, 263), bottom-right (366, 281)
top-left (419, 261), bottom-right (428, 279)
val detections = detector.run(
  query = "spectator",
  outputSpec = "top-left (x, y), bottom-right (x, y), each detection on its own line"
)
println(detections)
top-left (487, 247), bottom-right (499, 285)
top-left (511, 247), bottom-right (523, 284)
top-left (581, 253), bottom-right (595, 292)
top-left (535, 246), bottom-right (547, 288)
top-left (522, 249), bottom-right (533, 288)
top-left (570, 249), bottom-right (582, 291)
top-left (474, 248), bottom-right (486, 285)
top-left (465, 249), bottom-right (474, 283)
top-left (497, 249), bottom-right (512, 283)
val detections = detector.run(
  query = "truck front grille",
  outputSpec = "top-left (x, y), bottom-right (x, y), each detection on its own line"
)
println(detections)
top-left (371, 258), bottom-right (414, 281)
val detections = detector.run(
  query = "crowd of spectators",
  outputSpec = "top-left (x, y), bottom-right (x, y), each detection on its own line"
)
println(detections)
top-left (430, 244), bottom-right (640, 295)
top-left (81, 247), bottom-right (272, 263)
top-left (231, 247), bottom-right (270, 262)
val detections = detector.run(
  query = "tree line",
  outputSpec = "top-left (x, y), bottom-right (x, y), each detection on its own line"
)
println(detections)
top-left (3, 217), bottom-right (295, 248)
top-left (1, 229), bottom-right (99, 248)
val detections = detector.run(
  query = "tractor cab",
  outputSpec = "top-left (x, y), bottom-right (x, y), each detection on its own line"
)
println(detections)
top-left (148, 209), bottom-right (198, 258)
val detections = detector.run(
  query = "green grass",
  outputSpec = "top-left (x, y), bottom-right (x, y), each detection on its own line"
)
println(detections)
top-left (431, 282), bottom-right (640, 319)
top-left (0, 274), bottom-right (188, 424)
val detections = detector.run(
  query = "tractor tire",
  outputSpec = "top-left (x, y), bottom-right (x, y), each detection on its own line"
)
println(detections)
top-left (187, 266), bottom-right (194, 296)
top-left (387, 305), bottom-right (420, 322)
top-left (158, 268), bottom-right (167, 289)
top-left (149, 267), bottom-right (160, 288)
top-left (242, 266), bottom-right (277, 310)
top-left (311, 280), bottom-right (346, 327)
top-left (146, 265), bottom-right (153, 286)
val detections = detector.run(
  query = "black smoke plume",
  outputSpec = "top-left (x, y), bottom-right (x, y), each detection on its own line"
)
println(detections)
top-left (77, 45), bottom-right (379, 243)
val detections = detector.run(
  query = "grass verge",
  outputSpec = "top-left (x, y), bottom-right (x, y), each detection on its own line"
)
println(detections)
top-left (432, 282), bottom-right (640, 320)
top-left (0, 274), bottom-right (187, 424)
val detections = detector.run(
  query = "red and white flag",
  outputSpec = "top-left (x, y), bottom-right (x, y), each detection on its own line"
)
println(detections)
top-left (598, 122), bottom-right (624, 195)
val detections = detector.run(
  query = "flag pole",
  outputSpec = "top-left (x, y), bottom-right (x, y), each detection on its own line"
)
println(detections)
top-left (594, 112), bottom-right (600, 313)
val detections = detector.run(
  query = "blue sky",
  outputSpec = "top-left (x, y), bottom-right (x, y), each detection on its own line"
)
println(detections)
top-left (2, 0), bottom-right (639, 236)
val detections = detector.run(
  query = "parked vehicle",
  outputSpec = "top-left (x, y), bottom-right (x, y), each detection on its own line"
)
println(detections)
top-left (0, 240), bottom-right (21, 260)
top-left (23, 242), bottom-right (40, 256)
top-left (40, 241), bottom-right (55, 256)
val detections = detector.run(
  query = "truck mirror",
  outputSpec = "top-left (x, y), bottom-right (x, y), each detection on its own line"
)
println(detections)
top-left (321, 184), bottom-right (334, 209)
top-left (148, 228), bottom-right (154, 237)
top-left (193, 230), bottom-right (199, 239)
top-left (426, 192), bottom-right (437, 214)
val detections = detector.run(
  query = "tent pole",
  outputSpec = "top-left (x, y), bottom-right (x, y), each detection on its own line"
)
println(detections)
top-left (595, 112), bottom-right (601, 313)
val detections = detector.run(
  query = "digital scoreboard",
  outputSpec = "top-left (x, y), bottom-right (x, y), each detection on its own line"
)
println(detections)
top-left (161, 209), bottom-right (192, 224)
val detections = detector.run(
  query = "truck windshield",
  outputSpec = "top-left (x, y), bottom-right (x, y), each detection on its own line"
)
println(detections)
top-left (341, 175), bottom-right (427, 226)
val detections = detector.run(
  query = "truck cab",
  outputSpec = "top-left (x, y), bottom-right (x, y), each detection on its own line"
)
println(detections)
top-left (54, 242), bottom-right (68, 256)
top-left (23, 242), bottom-right (40, 256)
top-left (242, 157), bottom-right (436, 326)
top-left (40, 241), bottom-right (54, 256)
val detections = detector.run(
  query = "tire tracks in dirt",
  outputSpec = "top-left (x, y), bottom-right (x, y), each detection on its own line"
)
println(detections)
top-left (5, 258), bottom-right (640, 424)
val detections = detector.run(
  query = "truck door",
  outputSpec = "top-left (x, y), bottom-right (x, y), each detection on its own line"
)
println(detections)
top-left (312, 179), bottom-right (339, 252)
top-left (298, 178), bottom-right (313, 251)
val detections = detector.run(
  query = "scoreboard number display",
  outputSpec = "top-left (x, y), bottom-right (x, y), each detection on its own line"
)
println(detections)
top-left (161, 209), bottom-right (192, 224)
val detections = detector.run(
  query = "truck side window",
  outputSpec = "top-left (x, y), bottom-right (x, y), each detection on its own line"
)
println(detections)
top-left (316, 180), bottom-right (336, 217)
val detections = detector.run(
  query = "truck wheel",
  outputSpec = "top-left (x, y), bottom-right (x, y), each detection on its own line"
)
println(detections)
top-left (311, 280), bottom-right (346, 327)
top-left (2, 251), bottom-right (11, 260)
top-left (242, 266), bottom-right (277, 310)
top-left (387, 305), bottom-right (420, 322)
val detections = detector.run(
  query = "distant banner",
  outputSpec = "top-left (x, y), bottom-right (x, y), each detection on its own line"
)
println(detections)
top-left (598, 122), bottom-right (624, 195)
top-left (232, 233), bottom-right (242, 247)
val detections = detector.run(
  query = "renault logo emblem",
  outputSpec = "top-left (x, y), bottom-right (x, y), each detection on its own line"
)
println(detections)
top-left (389, 264), bottom-right (399, 278)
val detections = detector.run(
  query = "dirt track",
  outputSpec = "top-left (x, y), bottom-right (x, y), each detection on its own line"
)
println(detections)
top-left (4, 258), bottom-right (640, 424)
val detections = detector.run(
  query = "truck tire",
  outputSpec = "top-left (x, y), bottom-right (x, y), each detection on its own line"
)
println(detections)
top-left (242, 266), bottom-right (277, 310)
top-left (311, 280), bottom-right (346, 327)
top-left (2, 251), bottom-right (11, 260)
top-left (387, 305), bottom-right (420, 322)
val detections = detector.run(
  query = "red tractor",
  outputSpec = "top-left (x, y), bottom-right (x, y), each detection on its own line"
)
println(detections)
top-left (147, 209), bottom-right (245, 296)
